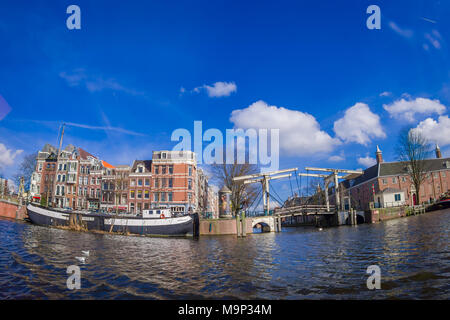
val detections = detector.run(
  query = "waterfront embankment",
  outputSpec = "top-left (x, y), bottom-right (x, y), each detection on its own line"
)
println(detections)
top-left (0, 199), bottom-right (27, 221)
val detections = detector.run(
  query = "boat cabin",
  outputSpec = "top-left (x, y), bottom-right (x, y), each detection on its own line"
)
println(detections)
top-left (142, 208), bottom-right (172, 219)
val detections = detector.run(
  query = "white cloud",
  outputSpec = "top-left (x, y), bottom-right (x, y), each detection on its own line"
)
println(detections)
top-left (189, 81), bottom-right (237, 98)
top-left (412, 115), bottom-right (450, 146)
top-left (329, 155), bottom-right (345, 162)
top-left (333, 103), bottom-right (386, 145)
top-left (389, 21), bottom-right (413, 39)
top-left (357, 155), bottom-right (377, 167)
top-left (0, 143), bottom-right (23, 169)
top-left (379, 91), bottom-right (391, 97)
top-left (230, 100), bottom-right (340, 156)
top-left (383, 97), bottom-right (446, 122)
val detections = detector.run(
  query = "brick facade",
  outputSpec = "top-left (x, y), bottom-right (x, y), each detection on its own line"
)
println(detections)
top-left (30, 146), bottom-right (217, 215)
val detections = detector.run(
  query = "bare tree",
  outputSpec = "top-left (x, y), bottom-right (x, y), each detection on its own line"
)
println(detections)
top-left (307, 177), bottom-right (326, 205)
top-left (13, 153), bottom-right (37, 191)
top-left (210, 161), bottom-right (259, 216)
top-left (396, 128), bottom-right (432, 204)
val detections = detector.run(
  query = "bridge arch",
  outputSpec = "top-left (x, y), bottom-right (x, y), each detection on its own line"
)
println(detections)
top-left (251, 217), bottom-right (274, 233)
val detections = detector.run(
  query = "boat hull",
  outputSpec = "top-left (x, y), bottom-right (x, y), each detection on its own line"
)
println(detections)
top-left (27, 204), bottom-right (194, 237)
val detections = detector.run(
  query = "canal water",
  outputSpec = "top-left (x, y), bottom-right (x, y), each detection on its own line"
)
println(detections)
top-left (0, 209), bottom-right (449, 299)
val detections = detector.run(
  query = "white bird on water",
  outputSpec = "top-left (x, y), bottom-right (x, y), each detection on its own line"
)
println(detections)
top-left (318, 228), bottom-right (323, 231)
top-left (75, 256), bottom-right (86, 263)
top-left (82, 250), bottom-right (90, 256)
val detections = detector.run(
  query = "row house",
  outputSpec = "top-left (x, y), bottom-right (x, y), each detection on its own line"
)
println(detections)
top-left (151, 150), bottom-right (197, 214)
top-left (31, 144), bottom-right (105, 210)
top-left (206, 185), bottom-right (219, 219)
top-left (31, 145), bottom-right (217, 215)
top-left (196, 168), bottom-right (208, 213)
top-left (128, 160), bottom-right (152, 213)
top-left (30, 144), bottom-right (57, 203)
top-left (100, 163), bottom-right (129, 212)
top-left (339, 145), bottom-right (450, 210)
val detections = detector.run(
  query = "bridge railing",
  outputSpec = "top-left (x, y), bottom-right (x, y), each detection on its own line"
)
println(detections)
top-left (275, 204), bottom-right (336, 215)
top-left (245, 210), bottom-right (274, 217)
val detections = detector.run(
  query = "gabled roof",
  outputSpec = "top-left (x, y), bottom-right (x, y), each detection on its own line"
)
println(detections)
top-left (379, 158), bottom-right (450, 176)
top-left (380, 187), bottom-right (403, 194)
top-left (78, 147), bottom-right (97, 160)
top-left (102, 160), bottom-right (115, 169)
top-left (131, 160), bottom-right (152, 172)
top-left (342, 163), bottom-right (379, 188)
top-left (344, 157), bottom-right (450, 189)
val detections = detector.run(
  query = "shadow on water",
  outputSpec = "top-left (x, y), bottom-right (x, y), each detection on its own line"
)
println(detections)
top-left (0, 208), bottom-right (449, 299)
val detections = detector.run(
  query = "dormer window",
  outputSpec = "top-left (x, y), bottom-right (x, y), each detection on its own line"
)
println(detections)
top-left (162, 153), bottom-right (167, 159)
top-left (137, 165), bottom-right (144, 173)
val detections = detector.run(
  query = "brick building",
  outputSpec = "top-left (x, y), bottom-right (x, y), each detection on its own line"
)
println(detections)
top-left (128, 160), bottom-right (152, 213)
top-left (340, 145), bottom-right (450, 210)
top-left (30, 145), bottom-right (217, 215)
top-left (151, 150), bottom-right (197, 213)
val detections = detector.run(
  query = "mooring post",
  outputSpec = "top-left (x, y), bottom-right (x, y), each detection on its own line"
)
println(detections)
top-left (241, 211), bottom-right (246, 236)
top-left (236, 212), bottom-right (241, 237)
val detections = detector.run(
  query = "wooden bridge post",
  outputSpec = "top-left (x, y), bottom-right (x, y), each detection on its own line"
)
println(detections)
top-left (236, 212), bottom-right (241, 237)
top-left (241, 211), bottom-right (246, 237)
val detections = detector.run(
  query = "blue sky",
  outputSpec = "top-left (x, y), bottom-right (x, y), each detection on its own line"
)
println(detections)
top-left (1, 0), bottom-right (449, 195)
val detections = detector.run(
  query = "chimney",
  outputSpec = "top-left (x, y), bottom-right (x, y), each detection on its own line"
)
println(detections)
top-left (376, 145), bottom-right (383, 164)
top-left (436, 144), bottom-right (442, 159)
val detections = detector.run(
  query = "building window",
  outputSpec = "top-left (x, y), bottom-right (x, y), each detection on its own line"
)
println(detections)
top-left (155, 179), bottom-right (159, 188)
top-left (144, 190), bottom-right (149, 199)
top-left (154, 166), bottom-right (159, 174)
top-left (130, 179), bottom-right (135, 187)
top-left (144, 203), bottom-right (149, 210)
top-left (138, 166), bottom-right (143, 173)
top-left (130, 190), bottom-right (135, 199)
top-left (392, 177), bottom-right (397, 183)
top-left (168, 192), bottom-right (173, 202)
top-left (401, 176), bottom-right (406, 182)
top-left (169, 165), bottom-right (173, 174)
top-left (130, 203), bottom-right (135, 213)
top-left (394, 194), bottom-right (401, 201)
top-left (168, 178), bottom-right (173, 188)
top-left (145, 179), bottom-right (150, 186)
top-left (188, 179), bottom-right (192, 190)
top-left (154, 192), bottom-right (159, 202)
top-left (161, 192), bottom-right (166, 202)
top-left (162, 166), bottom-right (166, 174)
top-left (382, 179), bottom-right (387, 185)
top-left (137, 190), bottom-right (142, 199)
top-left (138, 179), bottom-right (143, 186)
top-left (188, 166), bottom-right (192, 176)
top-left (162, 178), bottom-right (166, 188)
